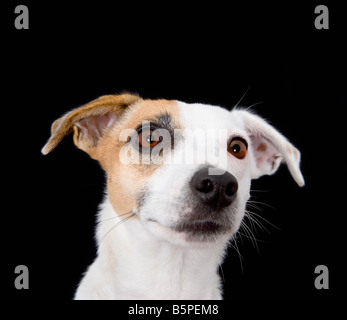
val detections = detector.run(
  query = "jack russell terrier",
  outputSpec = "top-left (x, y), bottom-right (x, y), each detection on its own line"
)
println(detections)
top-left (42, 93), bottom-right (304, 299)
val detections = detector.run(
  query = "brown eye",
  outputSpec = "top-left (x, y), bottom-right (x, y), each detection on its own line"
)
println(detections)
top-left (138, 129), bottom-right (162, 149)
top-left (228, 138), bottom-right (248, 159)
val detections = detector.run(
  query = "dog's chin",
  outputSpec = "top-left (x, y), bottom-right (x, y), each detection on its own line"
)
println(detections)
top-left (145, 219), bottom-right (234, 247)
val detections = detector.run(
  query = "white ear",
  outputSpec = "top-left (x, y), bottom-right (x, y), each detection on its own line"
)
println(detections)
top-left (233, 109), bottom-right (305, 187)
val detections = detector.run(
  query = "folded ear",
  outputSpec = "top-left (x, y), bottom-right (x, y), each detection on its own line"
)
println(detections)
top-left (234, 109), bottom-right (305, 187)
top-left (41, 93), bottom-right (141, 157)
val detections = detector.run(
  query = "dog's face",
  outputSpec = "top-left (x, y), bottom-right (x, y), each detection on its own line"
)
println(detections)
top-left (130, 101), bottom-right (253, 245)
top-left (42, 94), bottom-right (304, 246)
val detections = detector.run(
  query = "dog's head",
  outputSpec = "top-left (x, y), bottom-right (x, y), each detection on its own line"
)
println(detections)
top-left (42, 93), bottom-right (304, 246)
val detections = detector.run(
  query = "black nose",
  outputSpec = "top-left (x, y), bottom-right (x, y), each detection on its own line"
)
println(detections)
top-left (190, 167), bottom-right (238, 210)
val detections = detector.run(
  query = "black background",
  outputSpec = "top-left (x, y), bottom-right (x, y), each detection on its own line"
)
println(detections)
top-left (2, 2), bottom-right (346, 300)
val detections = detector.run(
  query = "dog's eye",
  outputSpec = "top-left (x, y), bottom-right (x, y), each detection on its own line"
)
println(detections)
top-left (228, 138), bottom-right (247, 159)
top-left (138, 128), bottom-right (162, 149)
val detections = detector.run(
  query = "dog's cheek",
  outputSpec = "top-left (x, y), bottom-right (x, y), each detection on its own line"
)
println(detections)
top-left (106, 163), bottom-right (150, 215)
top-left (106, 170), bottom-right (137, 215)
top-left (137, 181), bottom-right (170, 225)
top-left (138, 164), bottom-right (187, 226)
top-left (102, 141), bottom-right (163, 216)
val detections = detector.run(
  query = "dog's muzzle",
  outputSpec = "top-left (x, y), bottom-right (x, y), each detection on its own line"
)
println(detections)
top-left (190, 167), bottom-right (238, 211)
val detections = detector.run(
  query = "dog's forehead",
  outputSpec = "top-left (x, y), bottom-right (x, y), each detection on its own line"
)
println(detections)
top-left (123, 99), bottom-right (243, 132)
top-left (121, 98), bottom-right (181, 129)
top-left (177, 101), bottom-right (243, 131)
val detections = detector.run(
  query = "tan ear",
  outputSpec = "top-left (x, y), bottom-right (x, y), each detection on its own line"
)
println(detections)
top-left (233, 109), bottom-right (305, 187)
top-left (41, 93), bottom-right (141, 156)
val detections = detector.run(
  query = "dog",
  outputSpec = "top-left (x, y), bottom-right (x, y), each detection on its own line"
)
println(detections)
top-left (42, 93), bottom-right (304, 299)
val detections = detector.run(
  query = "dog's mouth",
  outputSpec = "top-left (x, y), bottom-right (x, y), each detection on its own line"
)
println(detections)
top-left (173, 220), bottom-right (230, 235)
top-left (147, 218), bottom-right (231, 240)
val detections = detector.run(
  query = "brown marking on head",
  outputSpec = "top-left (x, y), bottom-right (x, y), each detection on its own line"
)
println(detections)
top-left (42, 94), bottom-right (181, 216)
top-left (96, 99), bottom-right (181, 214)
top-left (256, 142), bottom-right (267, 152)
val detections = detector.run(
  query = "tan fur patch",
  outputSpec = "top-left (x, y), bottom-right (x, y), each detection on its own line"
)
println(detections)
top-left (256, 142), bottom-right (267, 152)
top-left (95, 99), bottom-right (181, 215)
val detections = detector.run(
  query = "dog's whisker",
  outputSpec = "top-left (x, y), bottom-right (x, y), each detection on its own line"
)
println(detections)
top-left (245, 212), bottom-right (269, 234)
top-left (246, 222), bottom-right (259, 243)
top-left (233, 85), bottom-right (251, 108)
top-left (240, 220), bottom-right (254, 242)
top-left (234, 203), bottom-right (281, 257)
top-left (245, 209), bottom-right (268, 233)
top-left (99, 213), bottom-right (135, 243)
top-left (218, 264), bottom-right (225, 284)
top-left (246, 210), bottom-right (279, 231)
top-left (245, 210), bottom-right (258, 233)
top-left (248, 200), bottom-right (276, 211)
top-left (237, 229), bottom-right (267, 245)
top-left (237, 225), bottom-right (245, 246)
top-left (239, 220), bottom-right (259, 253)
top-left (250, 189), bottom-right (270, 193)
top-left (99, 211), bottom-right (134, 223)
top-left (229, 236), bottom-right (244, 273)
top-left (246, 101), bottom-right (263, 110)
top-left (246, 201), bottom-right (264, 212)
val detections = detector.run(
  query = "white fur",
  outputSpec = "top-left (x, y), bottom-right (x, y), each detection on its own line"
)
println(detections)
top-left (55, 100), bottom-right (304, 300)
top-left (75, 198), bottom-right (226, 299)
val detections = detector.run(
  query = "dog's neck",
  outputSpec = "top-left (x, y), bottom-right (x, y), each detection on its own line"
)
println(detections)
top-left (95, 197), bottom-right (226, 299)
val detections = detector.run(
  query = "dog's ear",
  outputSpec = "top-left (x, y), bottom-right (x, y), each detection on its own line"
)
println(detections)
top-left (234, 109), bottom-right (305, 187)
top-left (41, 93), bottom-right (141, 157)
